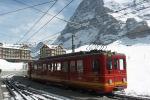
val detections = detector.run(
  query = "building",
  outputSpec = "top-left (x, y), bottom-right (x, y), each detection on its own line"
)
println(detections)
top-left (40, 44), bottom-right (66, 58)
top-left (0, 43), bottom-right (31, 60)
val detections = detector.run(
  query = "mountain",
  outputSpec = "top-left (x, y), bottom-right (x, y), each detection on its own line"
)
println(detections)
top-left (54, 0), bottom-right (150, 49)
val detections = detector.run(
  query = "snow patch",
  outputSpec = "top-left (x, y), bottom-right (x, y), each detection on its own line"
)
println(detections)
top-left (0, 59), bottom-right (23, 71)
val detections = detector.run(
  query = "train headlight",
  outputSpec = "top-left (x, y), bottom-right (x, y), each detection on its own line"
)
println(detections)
top-left (123, 78), bottom-right (126, 83)
top-left (108, 79), bottom-right (112, 84)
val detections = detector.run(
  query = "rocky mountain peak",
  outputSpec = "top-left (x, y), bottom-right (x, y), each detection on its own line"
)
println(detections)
top-left (54, 0), bottom-right (150, 49)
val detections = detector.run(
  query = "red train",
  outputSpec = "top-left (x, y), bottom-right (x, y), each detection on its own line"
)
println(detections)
top-left (27, 50), bottom-right (127, 93)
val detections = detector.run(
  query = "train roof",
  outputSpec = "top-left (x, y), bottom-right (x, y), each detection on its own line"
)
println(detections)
top-left (38, 50), bottom-right (125, 61)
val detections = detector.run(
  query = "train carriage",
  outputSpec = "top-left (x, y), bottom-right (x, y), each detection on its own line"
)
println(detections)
top-left (28, 50), bottom-right (127, 93)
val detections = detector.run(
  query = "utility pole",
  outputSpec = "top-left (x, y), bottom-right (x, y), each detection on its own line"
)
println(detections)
top-left (72, 32), bottom-right (75, 53)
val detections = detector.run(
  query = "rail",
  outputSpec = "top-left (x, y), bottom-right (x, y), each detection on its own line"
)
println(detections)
top-left (3, 77), bottom-right (70, 100)
top-left (2, 75), bottom-right (150, 100)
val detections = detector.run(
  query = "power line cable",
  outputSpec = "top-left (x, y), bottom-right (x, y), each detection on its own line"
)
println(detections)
top-left (13, 0), bottom-right (81, 27)
top-left (0, 1), bottom-right (53, 16)
top-left (24, 0), bottom-right (74, 42)
top-left (13, 0), bottom-right (148, 27)
top-left (16, 0), bottom-right (57, 43)
top-left (38, 31), bottom-right (61, 42)
top-left (40, 32), bottom-right (61, 45)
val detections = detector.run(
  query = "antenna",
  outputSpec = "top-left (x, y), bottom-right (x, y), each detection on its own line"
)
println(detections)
top-left (72, 32), bottom-right (75, 53)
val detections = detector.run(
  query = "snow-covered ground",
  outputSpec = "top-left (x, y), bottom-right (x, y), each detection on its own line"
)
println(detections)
top-left (107, 40), bottom-right (150, 96)
top-left (0, 59), bottom-right (24, 71)
top-left (68, 37), bottom-right (150, 96)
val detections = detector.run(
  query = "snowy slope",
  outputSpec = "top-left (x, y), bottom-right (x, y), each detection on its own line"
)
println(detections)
top-left (104, 0), bottom-right (150, 24)
top-left (0, 59), bottom-right (24, 71)
top-left (69, 36), bottom-right (150, 96)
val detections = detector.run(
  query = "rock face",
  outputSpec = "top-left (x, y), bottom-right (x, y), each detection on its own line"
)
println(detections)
top-left (54, 0), bottom-right (150, 49)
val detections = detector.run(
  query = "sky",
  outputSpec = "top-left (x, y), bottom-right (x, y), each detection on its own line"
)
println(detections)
top-left (0, 0), bottom-right (81, 44)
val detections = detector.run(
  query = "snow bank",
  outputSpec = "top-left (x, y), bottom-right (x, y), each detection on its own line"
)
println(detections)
top-left (106, 41), bottom-right (150, 96)
top-left (0, 59), bottom-right (23, 71)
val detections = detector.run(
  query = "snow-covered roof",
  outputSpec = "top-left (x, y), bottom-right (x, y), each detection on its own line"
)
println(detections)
top-left (0, 43), bottom-right (30, 50)
top-left (46, 45), bottom-right (63, 49)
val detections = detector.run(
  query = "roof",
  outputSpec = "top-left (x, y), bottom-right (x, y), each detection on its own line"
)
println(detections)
top-left (0, 43), bottom-right (30, 50)
top-left (39, 50), bottom-right (125, 61)
top-left (46, 45), bottom-right (60, 49)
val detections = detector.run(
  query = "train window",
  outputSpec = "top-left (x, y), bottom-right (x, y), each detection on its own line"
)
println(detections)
top-left (38, 64), bottom-right (42, 69)
top-left (77, 60), bottom-right (83, 73)
top-left (43, 64), bottom-right (47, 71)
top-left (54, 63), bottom-right (57, 71)
top-left (56, 63), bottom-right (61, 71)
top-left (107, 58), bottom-right (112, 70)
top-left (62, 62), bottom-right (68, 72)
top-left (51, 63), bottom-right (55, 71)
top-left (34, 64), bottom-right (37, 70)
top-left (119, 59), bottom-right (124, 70)
top-left (48, 64), bottom-right (51, 70)
top-left (114, 59), bottom-right (119, 69)
top-left (92, 59), bottom-right (100, 72)
top-left (70, 61), bottom-right (76, 72)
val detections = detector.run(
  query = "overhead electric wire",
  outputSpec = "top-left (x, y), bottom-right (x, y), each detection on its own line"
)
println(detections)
top-left (38, 32), bottom-right (61, 44)
top-left (38, 31), bottom-right (61, 42)
top-left (0, 1), bottom-right (53, 16)
top-left (13, 0), bottom-right (81, 28)
top-left (24, 0), bottom-right (74, 42)
top-left (16, 0), bottom-right (57, 43)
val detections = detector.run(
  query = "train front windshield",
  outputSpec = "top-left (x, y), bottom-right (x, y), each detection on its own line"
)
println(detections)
top-left (107, 57), bottom-right (126, 70)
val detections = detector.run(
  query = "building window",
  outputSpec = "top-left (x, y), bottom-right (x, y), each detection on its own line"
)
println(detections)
top-left (77, 60), bottom-right (83, 73)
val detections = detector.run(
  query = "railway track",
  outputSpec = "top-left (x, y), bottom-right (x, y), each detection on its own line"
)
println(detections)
top-left (2, 76), bottom-right (150, 100)
top-left (3, 77), bottom-right (70, 100)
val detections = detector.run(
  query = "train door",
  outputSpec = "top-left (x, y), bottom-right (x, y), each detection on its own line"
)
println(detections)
top-left (70, 60), bottom-right (76, 80)
top-left (112, 56), bottom-right (127, 87)
top-left (62, 61), bottom-right (69, 81)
